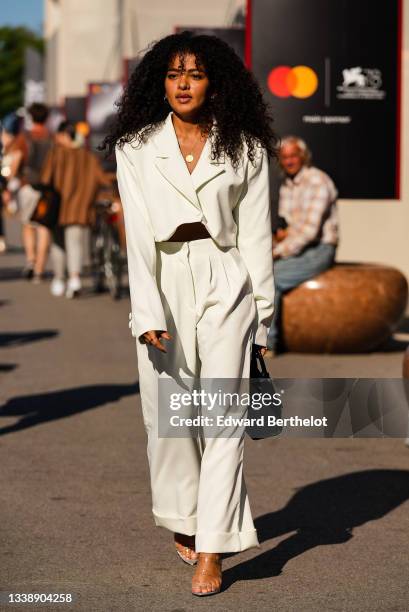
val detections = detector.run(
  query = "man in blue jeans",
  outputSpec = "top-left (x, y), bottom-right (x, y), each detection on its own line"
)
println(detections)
top-left (266, 136), bottom-right (339, 354)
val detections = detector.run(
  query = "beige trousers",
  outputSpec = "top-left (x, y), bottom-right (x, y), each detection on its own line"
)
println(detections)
top-left (135, 237), bottom-right (260, 553)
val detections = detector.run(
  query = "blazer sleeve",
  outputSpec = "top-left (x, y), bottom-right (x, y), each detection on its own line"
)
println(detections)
top-left (233, 146), bottom-right (275, 346)
top-left (115, 144), bottom-right (167, 342)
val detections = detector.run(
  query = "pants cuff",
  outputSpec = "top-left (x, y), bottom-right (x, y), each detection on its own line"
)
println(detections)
top-left (195, 529), bottom-right (260, 553)
top-left (152, 511), bottom-right (197, 536)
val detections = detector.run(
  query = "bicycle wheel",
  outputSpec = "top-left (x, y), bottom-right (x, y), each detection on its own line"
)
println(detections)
top-left (90, 222), bottom-right (105, 293)
top-left (103, 223), bottom-right (123, 300)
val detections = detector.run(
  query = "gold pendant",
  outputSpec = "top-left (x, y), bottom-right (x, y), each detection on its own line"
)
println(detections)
top-left (185, 154), bottom-right (194, 163)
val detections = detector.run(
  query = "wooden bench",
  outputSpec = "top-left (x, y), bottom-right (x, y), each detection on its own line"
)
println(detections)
top-left (281, 263), bottom-right (408, 353)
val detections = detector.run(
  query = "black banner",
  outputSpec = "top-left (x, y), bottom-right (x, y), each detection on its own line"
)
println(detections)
top-left (250, 0), bottom-right (401, 199)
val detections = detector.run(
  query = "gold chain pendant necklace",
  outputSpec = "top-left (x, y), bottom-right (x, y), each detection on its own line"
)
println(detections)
top-left (177, 130), bottom-right (202, 163)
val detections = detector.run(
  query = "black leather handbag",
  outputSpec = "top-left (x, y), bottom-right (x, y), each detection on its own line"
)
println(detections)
top-left (30, 182), bottom-right (61, 229)
top-left (246, 344), bottom-right (283, 440)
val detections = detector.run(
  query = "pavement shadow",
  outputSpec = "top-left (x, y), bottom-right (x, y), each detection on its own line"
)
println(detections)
top-left (0, 363), bottom-right (18, 373)
top-left (66, 286), bottom-right (128, 301)
top-left (0, 380), bottom-right (140, 436)
top-left (0, 244), bottom-right (25, 255)
top-left (0, 266), bottom-right (25, 281)
top-left (222, 469), bottom-right (409, 589)
top-left (377, 335), bottom-right (408, 352)
top-left (0, 266), bottom-right (52, 282)
top-left (0, 330), bottom-right (59, 347)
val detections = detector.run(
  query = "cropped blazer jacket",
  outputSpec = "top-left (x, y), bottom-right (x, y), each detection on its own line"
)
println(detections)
top-left (115, 110), bottom-right (275, 346)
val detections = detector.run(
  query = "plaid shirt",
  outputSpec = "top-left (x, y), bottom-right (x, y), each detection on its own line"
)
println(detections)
top-left (273, 165), bottom-right (339, 259)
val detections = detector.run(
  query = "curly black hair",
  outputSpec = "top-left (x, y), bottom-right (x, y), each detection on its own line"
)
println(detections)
top-left (100, 31), bottom-right (279, 169)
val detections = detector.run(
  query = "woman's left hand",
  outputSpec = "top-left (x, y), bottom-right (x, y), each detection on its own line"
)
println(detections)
top-left (259, 347), bottom-right (267, 356)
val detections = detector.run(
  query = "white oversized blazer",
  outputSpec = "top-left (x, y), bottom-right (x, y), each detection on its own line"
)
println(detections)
top-left (115, 111), bottom-right (275, 346)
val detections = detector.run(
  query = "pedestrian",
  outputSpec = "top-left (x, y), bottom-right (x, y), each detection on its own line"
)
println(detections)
top-left (0, 113), bottom-right (26, 253)
top-left (266, 136), bottom-right (339, 353)
top-left (18, 103), bottom-right (53, 281)
top-left (42, 121), bottom-right (113, 298)
top-left (101, 31), bottom-right (277, 596)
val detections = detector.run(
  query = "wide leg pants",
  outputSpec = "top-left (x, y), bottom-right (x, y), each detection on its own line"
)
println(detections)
top-left (135, 237), bottom-right (260, 553)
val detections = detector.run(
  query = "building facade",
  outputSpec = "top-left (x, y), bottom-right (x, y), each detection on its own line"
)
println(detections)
top-left (44, 0), bottom-right (244, 105)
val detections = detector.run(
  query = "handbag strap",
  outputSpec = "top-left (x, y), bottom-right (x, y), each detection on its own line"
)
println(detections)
top-left (252, 344), bottom-right (270, 378)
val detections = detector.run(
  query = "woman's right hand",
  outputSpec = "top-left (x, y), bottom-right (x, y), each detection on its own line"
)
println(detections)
top-left (139, 330), bottom-right (172, 352)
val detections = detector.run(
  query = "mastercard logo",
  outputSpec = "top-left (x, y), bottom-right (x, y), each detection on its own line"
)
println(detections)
top-left (268, 65), bottom-right (318, 98)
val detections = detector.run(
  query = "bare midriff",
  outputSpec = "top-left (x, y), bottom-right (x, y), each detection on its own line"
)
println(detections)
top-left (167, 222), bottom-right (211, 242)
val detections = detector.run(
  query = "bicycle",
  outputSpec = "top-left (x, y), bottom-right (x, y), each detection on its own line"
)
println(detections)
top-left (89, 198), bottom-right (124, 300)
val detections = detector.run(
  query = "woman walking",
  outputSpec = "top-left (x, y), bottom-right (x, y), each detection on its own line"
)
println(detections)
top-left (18, 103), bottom-right (53, 280)
top-left (102, 31), bottom-right (277, 596)
top-left (0, 113), bottom-right (27, 254)
top-left (42, 121), bottom-right (112, 297)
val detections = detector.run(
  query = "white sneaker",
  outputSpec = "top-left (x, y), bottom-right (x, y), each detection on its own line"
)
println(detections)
top-left (50, 278), bottom-right (66, 297)
top-left (65, 277), bottom-right (82, 299)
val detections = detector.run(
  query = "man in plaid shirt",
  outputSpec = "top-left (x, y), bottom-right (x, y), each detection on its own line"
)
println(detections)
top-left (266, 136), bottom-right (339, 353)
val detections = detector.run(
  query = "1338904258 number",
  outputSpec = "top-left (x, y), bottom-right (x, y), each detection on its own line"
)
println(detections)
top-left (3, 592), bottom-right (75, 604)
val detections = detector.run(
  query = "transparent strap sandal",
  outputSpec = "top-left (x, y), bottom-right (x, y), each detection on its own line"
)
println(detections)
top-left (174, 535), bottom-right (199, 566)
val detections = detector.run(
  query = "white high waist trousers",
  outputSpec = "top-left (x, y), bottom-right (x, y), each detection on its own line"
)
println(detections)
top-left (135, 237), bottom-right (260, 553)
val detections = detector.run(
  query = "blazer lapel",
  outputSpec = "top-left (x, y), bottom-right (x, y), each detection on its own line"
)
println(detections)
top-left (190, 140), bottom-right (226, 194)
top-left (152, 112), bottom-right (227, 209)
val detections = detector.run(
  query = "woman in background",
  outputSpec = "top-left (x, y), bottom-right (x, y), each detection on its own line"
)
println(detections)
top-left (18, 103), bottom-right (53, 281)
top-left (42, 121), bottom-right (113, 298)
top-left (0, 113), bottom-right (26, 254)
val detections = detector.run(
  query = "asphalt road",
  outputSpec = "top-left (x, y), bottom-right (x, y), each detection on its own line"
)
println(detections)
top-left (1, 218), bottom-right (408, 611)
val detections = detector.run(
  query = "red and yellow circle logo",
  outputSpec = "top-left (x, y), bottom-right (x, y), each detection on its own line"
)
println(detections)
top-left (268, 65), bottom-right (318, 98)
